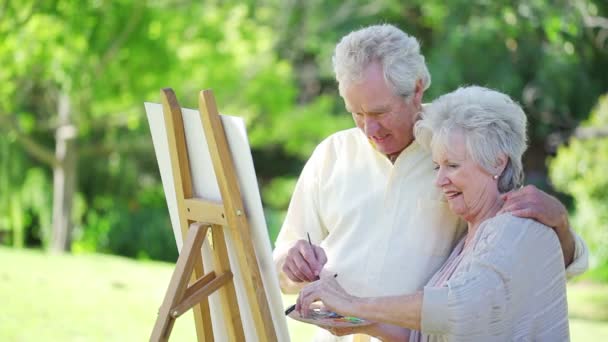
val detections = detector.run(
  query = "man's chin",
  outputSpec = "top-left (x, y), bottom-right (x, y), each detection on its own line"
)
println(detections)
top-left (375, 146), bottom-right (397, 155)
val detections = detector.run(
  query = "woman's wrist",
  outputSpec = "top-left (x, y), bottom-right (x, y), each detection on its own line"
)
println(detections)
top-left (351, 293), bottom-right (422, 330)
top-left (341, 294), bottom-right (366, 318)
top-left (351, 296), bottom-right (375, 318)
top-left (367, 323), bottom-right (411, 341)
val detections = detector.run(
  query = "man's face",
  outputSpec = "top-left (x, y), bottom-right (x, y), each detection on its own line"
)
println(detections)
top-left (342, 62), bottom-right (421, 156)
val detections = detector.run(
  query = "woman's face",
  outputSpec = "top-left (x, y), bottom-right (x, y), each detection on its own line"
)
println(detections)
top-left (432, 132), bottom-right (499, 222)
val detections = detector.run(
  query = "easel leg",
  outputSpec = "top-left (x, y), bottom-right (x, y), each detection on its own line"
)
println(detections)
top-left (150, 223), bottom-right (211, 342)
top-left (192, 261), bottom-right (213, 342)
top-left (211, 224), bottom-right (245, 340)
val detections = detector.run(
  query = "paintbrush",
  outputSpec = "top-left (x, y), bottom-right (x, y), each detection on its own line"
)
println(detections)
top-left (307, 232), bottom-right (315, 257)
top-left (307, 232), bottom-right (319, 280)
top-left (284, 304), bottom-right (296, 315)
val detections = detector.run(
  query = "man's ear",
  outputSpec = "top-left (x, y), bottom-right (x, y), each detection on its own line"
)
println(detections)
top-left (412, 79), bottom-right (424, 106)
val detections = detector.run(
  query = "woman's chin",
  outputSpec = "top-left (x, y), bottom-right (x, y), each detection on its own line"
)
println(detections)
top-left (448, 203), bottom-right (466, 218)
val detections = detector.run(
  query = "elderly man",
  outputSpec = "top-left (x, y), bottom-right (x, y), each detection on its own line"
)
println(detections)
top-left (273, 24), bottom-right (588, 342)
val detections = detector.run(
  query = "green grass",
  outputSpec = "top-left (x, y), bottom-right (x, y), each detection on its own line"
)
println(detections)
top-left (568, 280), bottom-right (608, 340)
top-left (0, 246), bottom-right (606, 341)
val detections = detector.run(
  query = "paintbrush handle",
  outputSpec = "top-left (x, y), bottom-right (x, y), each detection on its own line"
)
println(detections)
top-left (284, 304), bottom-right (296, 315)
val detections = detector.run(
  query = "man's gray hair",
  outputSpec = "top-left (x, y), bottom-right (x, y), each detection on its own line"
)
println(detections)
top-left (333, 24), bottom-right (431, 97)
top-left (415, 86), bottom-right (528, 193)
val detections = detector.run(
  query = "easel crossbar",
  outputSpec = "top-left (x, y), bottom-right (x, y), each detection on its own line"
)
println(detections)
top-left (183, 198), bottom-right (227, 225)
top-left (173, 271), bottom-right (233, 318)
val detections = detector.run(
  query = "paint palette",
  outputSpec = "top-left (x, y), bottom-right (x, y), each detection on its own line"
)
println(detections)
top-left (287, 305), bottom-right (372, 328)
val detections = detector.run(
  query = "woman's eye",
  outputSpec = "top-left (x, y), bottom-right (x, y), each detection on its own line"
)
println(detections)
top-left (433, 165), bottom-right (439, 171)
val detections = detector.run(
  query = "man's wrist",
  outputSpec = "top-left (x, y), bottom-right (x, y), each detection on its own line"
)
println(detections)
top-left (555, 220), bottom-right (576, 267)
top-left (553, 211), bottom-right (570, 237)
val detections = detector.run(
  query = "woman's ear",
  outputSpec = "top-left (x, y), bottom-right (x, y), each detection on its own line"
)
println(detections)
top-left (495, 153), bottom-right (509, 175)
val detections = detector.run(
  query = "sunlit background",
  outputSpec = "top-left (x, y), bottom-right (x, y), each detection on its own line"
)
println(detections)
top-left (1, 0), bottom-right (607, 340)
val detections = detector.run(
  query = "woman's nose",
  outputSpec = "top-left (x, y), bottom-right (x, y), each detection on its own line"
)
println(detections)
top-left (434, 169), bottom-right (449, 187)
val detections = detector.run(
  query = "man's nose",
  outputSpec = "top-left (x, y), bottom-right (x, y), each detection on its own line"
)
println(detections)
top-left (364, 116), bottom-right (381, 135)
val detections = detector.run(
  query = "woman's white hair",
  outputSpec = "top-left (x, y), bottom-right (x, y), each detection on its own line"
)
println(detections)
top-left (333, 24), bottom-right (431, 98)
top-left (415, 86), bottom-right (528, 193)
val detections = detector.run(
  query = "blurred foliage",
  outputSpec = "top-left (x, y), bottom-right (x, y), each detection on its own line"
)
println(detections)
top-left (550, 94), bottom-right (608, 274)
top-left (0, 0), bottom-right (607, 265)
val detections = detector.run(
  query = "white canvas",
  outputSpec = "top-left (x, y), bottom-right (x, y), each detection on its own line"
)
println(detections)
top-left (144, 102), bottom-right (290, 341)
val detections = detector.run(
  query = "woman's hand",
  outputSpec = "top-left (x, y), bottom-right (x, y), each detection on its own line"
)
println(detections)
top-left (296, 275), bottom-right (358, 318)
top-left (325, 324), bottom-right (371, 336)
top-left (327, 323), bottom-right (411, 341)
top-left (297, 277), bottom-right (417, 340)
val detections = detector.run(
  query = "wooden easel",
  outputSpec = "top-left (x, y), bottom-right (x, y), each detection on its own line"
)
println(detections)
top-left (150, 88), bottom-right (278, 341)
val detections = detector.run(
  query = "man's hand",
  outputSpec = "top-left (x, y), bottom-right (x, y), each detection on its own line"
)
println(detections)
top-left (282, 239), bottom-right (327, 283)
top-left (499, 185), bottom-right (568, 231)
top-left (499, 184), bottom-right (575, 266)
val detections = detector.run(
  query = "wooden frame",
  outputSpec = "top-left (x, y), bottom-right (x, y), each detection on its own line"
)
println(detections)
top-left (149, 88), bottom-right (278, 341)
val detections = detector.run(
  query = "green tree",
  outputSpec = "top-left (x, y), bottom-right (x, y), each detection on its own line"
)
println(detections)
top-left (258, 0), bottom-right (608, 225)
top-left (2, 0), bottom-right (607, 261)
top-left (550, 94), bottom-right (608, 271)
top-left (1, 0), bottom-right (176, 252)
top-left (272, 0), bottom-right (607, 148)
top-left (0, 1), bottom-right (302, 258)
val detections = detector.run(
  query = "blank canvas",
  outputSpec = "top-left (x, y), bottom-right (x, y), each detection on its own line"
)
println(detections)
top-left (145, 102), bottom-right (289, 341)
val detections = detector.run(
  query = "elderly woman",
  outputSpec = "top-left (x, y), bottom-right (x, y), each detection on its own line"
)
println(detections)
top-left (296, 86), bottom-right (570, 341)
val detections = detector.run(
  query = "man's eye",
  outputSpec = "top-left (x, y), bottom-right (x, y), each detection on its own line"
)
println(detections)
top-left (433, 165), bottom-right (439, 171)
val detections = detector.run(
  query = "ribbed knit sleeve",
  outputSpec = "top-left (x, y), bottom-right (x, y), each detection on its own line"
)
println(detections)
top-left (420, 214), bottom-right (569, 341)
top-left (422, 253), bottom-right (510, 339)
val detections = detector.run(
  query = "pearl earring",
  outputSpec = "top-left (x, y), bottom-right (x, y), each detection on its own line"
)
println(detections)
top-left (493, 175), bottom-right (499, 180)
